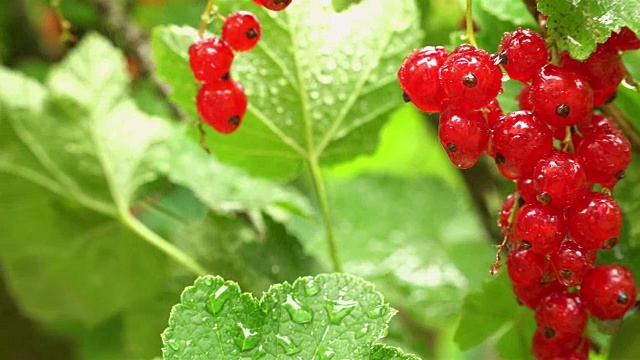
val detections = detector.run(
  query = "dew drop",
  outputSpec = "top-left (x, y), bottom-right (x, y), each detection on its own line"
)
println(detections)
top-left (234, 322), bottom-right (261, 351)
top-left (326, 299), bottom-right (358, 325)
top-left (317, 345), bottom-right (336, 359)
top-left (203, 277), bottom-right (213, 286)
top-left (166, 339), bottom-right (180, 351)
top-left (206, 285), bottom-right (231, 315)
top-left (283, 294), bottom-right (313, 324)
top-left (276, 334), bottom-right (301, 355)
top-left (366, 305), bottom-right (384, 319)
top-left (356, 323), bottom-right (369, 339)
top-left (305, 280), bottom-right (321, 296)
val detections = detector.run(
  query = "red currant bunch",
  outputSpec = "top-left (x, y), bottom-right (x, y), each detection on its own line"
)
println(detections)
top-left (188, 9), bottom-right (262, 134)
top-left (398, 25), bottom-right (639, 359)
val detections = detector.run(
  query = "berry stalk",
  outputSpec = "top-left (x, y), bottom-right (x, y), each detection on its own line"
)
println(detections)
top-left (464, 0), bottom-right (478, 48)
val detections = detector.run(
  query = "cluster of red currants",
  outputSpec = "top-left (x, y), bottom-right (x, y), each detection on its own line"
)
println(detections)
top-left (189, 11), bottom-right (261, 134)
top-left (398, 26), bottom-right (640, 359)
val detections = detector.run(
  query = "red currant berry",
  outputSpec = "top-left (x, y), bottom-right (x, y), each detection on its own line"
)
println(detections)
top-left (498, 28), bottom-right (548, 82)
top-left (514, 203), bottom-right (566, 255)
top-left (252, 0), bottom-right (263, 5)
top-left (513, 280), bottom-right (564, 309)
top-left (398, 46), bottom-right (449, 112)
top-left (439, 45), bottom-right (503, 109)
top-left (517, 83), bottom-right (534, 111)
top-left (189, 37), bottom-right (235, 83)
top-left (507, 245), bottom-right (549, 285)
top-left (560, 43), bottom-right (625, 106)
top-left (531, 326), bottom-right (583, 359)
top-left (196, 79), bottom-right (248, 134)
top-left (535, 291), bottom-right (588, 341)
top-left (530, 65), bottom-right (594, 128)
top-left (576, 126), bottom-right (631, 187)
top-left (260, 0), bottom-right (292, 11)
top-left (532, 151), bottom-right (590, 208)
top-left (550, 240), bottom-right (596, 287)
top-left (609, 27), bottom-right (640, 51)
top-left (438, 107), bottom-right (489, 168)
top-left (222, 11), bottom-right (261, 52)
top-left (491, 111), bottom-right (553, 180)
top-left (516, 172), bottom-right (538, 204)
top-left (566, 192), bottom-right (622, 250)
top-left (483, 98), bottom-right (503, 128)
top-left (580, 264), bottom-right (637, 320)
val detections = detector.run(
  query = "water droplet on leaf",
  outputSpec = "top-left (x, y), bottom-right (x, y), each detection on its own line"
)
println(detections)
top-left (234, 322), bottom-right (261, 351)
top-left (326, 299), bottom-right (358, 325)
top-left (166, 339), bottom-right (180, 351)
top-left (305, 280), bottom-right (321, 296)
top-left (317, 345), bottom-right (336, 359)
top-left (366, 305), bottom-right (384, 319)
top-left (206, 285), bottom-right (231, 315)
top-left (283, 294), bottom-right (313, 324)
top-left (276, 334), bottom-right (301, 355)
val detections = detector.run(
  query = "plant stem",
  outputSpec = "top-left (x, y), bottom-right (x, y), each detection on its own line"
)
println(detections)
top-left (198, 0), bottom-right (217, 39)
top-left (122, 212), bottom-right (209, 276)
top-left (307, 156), bottom-right (343, 273)
top-left (465, 0), bottom-right (478, 47)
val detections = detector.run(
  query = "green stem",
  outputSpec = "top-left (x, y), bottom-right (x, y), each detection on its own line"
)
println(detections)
top-left (465, 0), bottom-right (478, 47)
top-left (198, 0), bottom-right (217, 38)
top-left (307, 156), bottom-right (342, 273)
top-left (121, 212), bottom-right (209, 276)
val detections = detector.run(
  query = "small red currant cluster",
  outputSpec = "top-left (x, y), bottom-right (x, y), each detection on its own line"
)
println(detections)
top-left (398, 26), bottom-right (640, 359)
top-left (188, 11), bottom-right (261, 134)
top-left (251, 0), bottom-right (293, 11)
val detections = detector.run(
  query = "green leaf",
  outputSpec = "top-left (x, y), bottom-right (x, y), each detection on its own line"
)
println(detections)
top-left (150, 128), bottom-right (311, 219)
top-left (608, 313), bottom-right (640, 360)
top-left (162, 273), bottom-right (418, 359)
top-left (538, 0), bottom-right (640, 60)
top-left (479, 0), bottom-right (537, 28)
top-left (151, 0), bottom-right (422, 179)
top-left (0, 33), bottom-right (312, 325)
top-left (368, 344), bottom-right (421, 360)
top-left (289, 175), bottom-right (494, 329)
top-left (454, 272), bottom-right (520, 350)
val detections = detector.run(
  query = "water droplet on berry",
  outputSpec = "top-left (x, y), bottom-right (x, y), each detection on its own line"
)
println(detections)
top-left (283, 294), bottom-right (313, 324)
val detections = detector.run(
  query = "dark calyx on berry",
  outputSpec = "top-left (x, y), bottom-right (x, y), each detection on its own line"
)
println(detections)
top-left (555, 104), bottom-right (570, 118)
top-left (543, 327), bottom-right (556, 339)
top-left (462, 74), bottom-right (478, 88)
top-left (617, 291), bottom-right (629, 304)
top-left (402, 92), bottom-right (411, 102)
top-left (446, 143), bottom-right (458, 152)
top-left (246, 29), bottom-right (258, 39)
top-left (229, 115), bottom-right (241, 126)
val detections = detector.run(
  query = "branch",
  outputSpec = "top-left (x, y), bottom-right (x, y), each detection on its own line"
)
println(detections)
top-left (92, 0), bottom-right (186, 121)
